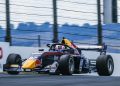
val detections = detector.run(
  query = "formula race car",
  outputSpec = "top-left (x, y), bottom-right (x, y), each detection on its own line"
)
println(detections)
top-left (3, 38), bottom-right (114, 76)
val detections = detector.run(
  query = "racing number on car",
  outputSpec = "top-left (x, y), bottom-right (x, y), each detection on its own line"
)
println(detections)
top-left (0, 47), bottom-right (3, 59)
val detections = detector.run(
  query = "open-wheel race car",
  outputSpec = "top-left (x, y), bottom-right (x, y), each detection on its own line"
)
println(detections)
top-left (3, 38), bottom-right (114, 76)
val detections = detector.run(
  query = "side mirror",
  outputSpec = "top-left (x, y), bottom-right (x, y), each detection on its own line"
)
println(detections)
top-left (47, 44), bottom-right (51, 47)
top-left (39, 49), bottom-right (44, 51)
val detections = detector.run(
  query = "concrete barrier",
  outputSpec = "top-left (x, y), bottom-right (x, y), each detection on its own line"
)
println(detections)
top-left (0, 42), bottom-right (9, 72)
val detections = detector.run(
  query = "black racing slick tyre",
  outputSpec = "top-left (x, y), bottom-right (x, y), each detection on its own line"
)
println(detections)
top-left (6, 53), bottom-right (22, 65)
top-left (96, 55), bottom-right (114, 76)
top-left (59, 55), bottom-right (74, 75)
top-left (6, 54), bottom-right (22, 75)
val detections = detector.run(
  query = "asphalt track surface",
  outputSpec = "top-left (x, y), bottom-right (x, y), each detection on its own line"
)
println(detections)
top-left (0, 73), bottom-right (120, 86)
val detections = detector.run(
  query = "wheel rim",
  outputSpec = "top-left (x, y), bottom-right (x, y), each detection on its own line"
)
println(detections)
top-left (107, 58), bottom-right (113, 73)
top-left (69, 58), bottom-right (74, 73)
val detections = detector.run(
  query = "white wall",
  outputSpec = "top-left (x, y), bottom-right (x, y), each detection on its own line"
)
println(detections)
top-left (0, 42), bottom-right (9, 72)
top-left (0, 42), bottom-right (120, 76)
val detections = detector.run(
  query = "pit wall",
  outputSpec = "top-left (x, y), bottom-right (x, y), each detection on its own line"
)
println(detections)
top-left (0, 42), bottom-right (120, 76)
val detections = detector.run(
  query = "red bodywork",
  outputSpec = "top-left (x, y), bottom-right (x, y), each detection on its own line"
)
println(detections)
top-left (42, 52), bottom-right (63, 57)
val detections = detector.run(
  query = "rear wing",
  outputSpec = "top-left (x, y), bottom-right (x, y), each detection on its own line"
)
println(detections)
top-left (77, 43), bottom-right (107, 53)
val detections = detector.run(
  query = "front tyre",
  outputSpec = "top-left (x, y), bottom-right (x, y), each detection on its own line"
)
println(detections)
top-left (59, 55), bottom-right (74, 75)
top-left (96, 55), bottom-right (114, 76)
top-left (6, 53), bottom-right (22, 65)
top-left (6, 53), bottom-right (22, 75)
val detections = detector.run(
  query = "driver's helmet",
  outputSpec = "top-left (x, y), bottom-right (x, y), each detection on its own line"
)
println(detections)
top-left (55, 45), bottom-right (65, 51)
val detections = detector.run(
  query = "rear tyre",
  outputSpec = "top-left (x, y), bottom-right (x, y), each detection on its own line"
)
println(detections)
top-left (96, 55), bottom-right (114, 76)
top-left (6, 53), bottom-right (22, 75)
top-left (59, 55), bottom-right (74, 75)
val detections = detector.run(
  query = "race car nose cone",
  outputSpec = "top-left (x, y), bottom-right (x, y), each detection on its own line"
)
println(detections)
top-left (22, 59), bottom-right (37, 69)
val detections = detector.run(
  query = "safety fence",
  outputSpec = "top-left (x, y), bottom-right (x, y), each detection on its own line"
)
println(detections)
top-left (0, 0), bottom-right (120, 53)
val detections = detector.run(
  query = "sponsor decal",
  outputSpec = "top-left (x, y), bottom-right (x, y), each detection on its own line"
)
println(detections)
top-left (0, 47), bottom-right (3, 59)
